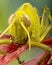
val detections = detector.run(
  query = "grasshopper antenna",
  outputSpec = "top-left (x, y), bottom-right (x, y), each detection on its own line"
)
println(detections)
top-left (0, 14), bottom-right (16, 37)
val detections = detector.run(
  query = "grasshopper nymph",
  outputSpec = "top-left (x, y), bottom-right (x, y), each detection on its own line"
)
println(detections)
top-left (0, 3), bottom-right (52, 64)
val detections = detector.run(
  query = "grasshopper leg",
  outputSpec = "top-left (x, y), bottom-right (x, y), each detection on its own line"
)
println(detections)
top-left (31, 41), bottom-right (51, 65)
top-left (19, 19), bottom-right (31, 50)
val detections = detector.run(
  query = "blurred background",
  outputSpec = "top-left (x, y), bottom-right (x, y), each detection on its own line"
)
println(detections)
top-left (0, 0), bottom-right (52, 65)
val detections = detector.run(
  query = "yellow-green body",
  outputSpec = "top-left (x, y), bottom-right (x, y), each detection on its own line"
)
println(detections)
top-left (0, 3), bottom-right (52, 64)
top-left (9, 12), bottom-right (28, 44)
top-left (15, 3), bottom-right (41, 41)
top-left (0, 3), bottom-right (52, 51)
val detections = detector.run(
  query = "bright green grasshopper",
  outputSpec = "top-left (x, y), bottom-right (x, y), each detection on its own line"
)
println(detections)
top-left (0, 3), bottom-right (52, 64)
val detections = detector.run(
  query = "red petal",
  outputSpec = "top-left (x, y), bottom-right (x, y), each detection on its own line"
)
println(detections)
top-left (0, 44), bottom-right (19, 53)
top-left (0, 34), bottom-right (52, 65)
top-left (48, 63), bottom-right (52, 65)
top-left (40, 54), bottom-right (51, 65)
top-left (0, 34), bottom-right (12, 39)
top-left (22, 52), bottom-right (46, 65)
top-left (42, 38), bottom-right (52, 47)
top-left (0, 45), bottom-right (28, 65)
top-left (22, 52), bottom-right (52, 65)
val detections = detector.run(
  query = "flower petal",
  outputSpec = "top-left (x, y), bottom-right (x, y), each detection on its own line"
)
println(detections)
top-left (42, 38), bottom-right (52, 47)
top-left (22, 52), bottom-right (52, 65)
top-left (0, 45), bottom-right (28, 65)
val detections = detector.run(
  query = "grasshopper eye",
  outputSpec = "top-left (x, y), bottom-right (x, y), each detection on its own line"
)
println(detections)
top-left (22, 14), bottom-right (30, 27)
top-left (8, 14), bottom-right (15, 24)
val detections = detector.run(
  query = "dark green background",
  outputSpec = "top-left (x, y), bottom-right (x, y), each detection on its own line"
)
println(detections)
top-left (0, 0), bottom-right (52, 65)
